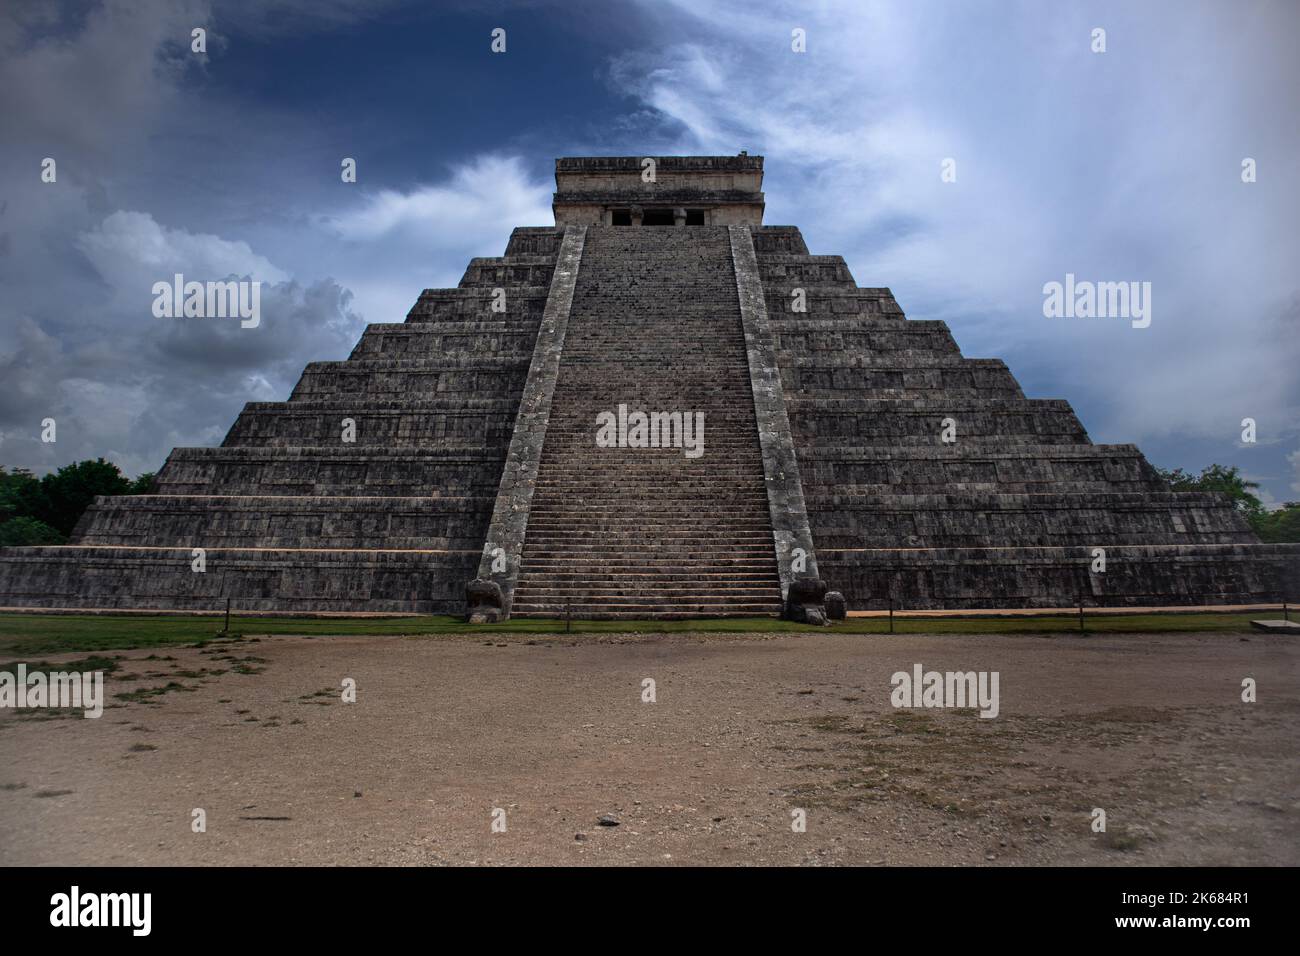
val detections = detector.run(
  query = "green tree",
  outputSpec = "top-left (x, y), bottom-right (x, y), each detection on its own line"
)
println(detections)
top-left (0, 459), bottom-right (156, 544)
top-left (1252, 502), bottom-right (1300, 543)
top-left (31, 458), bottom-right (136, 537)
top-left (0, 465), bottom-right (47, 524)
top-left (129, 472), bottom-right (156, 494)
top-left (0, 516), bottom-right (65, 546)
top-left (1155, 464), bottom-right (1266, 524)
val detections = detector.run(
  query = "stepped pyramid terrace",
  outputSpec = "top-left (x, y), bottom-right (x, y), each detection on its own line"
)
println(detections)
top-left (1, 154), bottom-right (1295, 620)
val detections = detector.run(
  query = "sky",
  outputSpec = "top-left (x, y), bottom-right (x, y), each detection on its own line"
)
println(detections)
top-left (1, 0), bottom-right (1297, 504)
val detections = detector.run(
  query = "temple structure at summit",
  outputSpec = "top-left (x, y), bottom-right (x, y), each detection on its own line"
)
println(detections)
top-left (1, 155), bottom-right (1294, 618)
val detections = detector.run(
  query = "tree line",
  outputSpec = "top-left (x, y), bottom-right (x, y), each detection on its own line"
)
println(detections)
top-left (0, 460), bottom-right (154, 545)
top-left (1151, 464), bottom-right (1298, 543)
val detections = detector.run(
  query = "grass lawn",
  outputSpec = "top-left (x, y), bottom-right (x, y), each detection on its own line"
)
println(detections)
top-left (0, 609), bottom-right (1274, 657)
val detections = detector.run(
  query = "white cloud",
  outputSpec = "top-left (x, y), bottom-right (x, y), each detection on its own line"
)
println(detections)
top-left (78, 210), bottom-right (289, 292)
top-left (333, 155), bottom-right (552, 248)
top-left (3, 208), bottom-right (359, 476)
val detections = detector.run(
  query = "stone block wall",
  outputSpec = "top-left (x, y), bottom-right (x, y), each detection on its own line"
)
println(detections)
top-left (0, 226), bottom-right (561, 613)
top-left (760, 226), bottom-right (1298, 608)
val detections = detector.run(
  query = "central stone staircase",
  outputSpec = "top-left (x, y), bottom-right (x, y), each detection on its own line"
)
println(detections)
top-left (511, 227), bottom-right (783, 618)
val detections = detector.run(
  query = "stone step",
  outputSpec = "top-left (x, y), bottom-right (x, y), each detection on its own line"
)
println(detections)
top-left (751, 226), bottom-right (811, 256)
top-left (72, 494), bottom-right (493, 550)
top-left (526, 493), bottom-right (768, 506)
top-left (787, 398), bottom-right (1088, 446)
top-left (526, 518), bottom-right (769, 530)
top-left (527, 509), bottom-right (772, 519)
top-left (539, 432), bottom-right (759, 443)
top-left (512, 589), bottom-right (782, 603)
top-left (780, 360), bottom-right (1023, 399)
top-left (516, 592), bottom-right (780, 604)
top-left (406, 284), bottom-right (550, 305)
top-left (764, 291), bottom-right (904, 319)
top-left (510, 604), bottom-right (782, 619)
top-left (0, 545), bottom-right (478, 613)
top-left (519, 541), bottom-right (773, 552)
top-left (807, 490), bottom-right (1256, 548)
top-left (504, 227), bottom-right (564, 257)
top-left (515, 578), bottom-right (779, 590)
top-left (524, 522), bottom-right (773, 534)
top-left (291, 359), bottom-right (529, 402)
top-left (514, 570), bottom-right (779, 583)
top-left (819, 543), bottom-right (1300, 609)
top-left (522, 544), bottom-right (774, 555)
top-left (154, 445), bottom-right (505, 496)
top-left (352, 324), bottom-right (541, 359)
top-left (527, 503), bottom-right (772, 512)
top-left (757, 254), bottom-right (857, 286)
top-left (530, 477), bottom-right (769, 485)
top-left (532, 462), bottom-right (767, 471)
top-left (223, 399), bottom-right (520, 448)
top-left (458, 255), bottom-right (558, 288)
top-left (771, 320), bottom-right (959, 355)
top-left (517, 557), bottom-right (779, 569)
top-left (532, 471), bottom-right (766, 478)
top-left (524, 537), bottom-right (771, 546)
top-left (522, 528), bottom-right (774, 541)
top-left (795, 443), bottom-right (1164, 496)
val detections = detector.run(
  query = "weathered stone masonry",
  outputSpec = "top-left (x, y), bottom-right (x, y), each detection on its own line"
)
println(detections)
top-left (0, 155), bottom-right (1294, 614)
top-left (470, 226), bottom-right (586, 621)
top-left (729, 225), bottom-right (824, 616)
top-left (0, 227), bottom-right (566, 612)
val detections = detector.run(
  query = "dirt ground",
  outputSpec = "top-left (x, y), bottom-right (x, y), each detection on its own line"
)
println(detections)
top-left (1, 629), bottom-right (1296, 866)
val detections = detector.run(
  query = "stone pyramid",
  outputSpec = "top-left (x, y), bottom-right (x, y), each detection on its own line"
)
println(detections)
top-left (2, 155), bottom-right (1295, 618)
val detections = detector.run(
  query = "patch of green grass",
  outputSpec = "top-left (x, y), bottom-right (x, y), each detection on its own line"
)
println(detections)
top-left (883, 710), bottom-right (944, 735)
top-left (113, 681), bottom-right (194, 703)
top-left (0, 613), bottom-right (841, 655)
top-left (225, 656), bottom-right (267, 675)
top-left (1100, 827), bottom-right (1151, 852)
top-left (0, 654), bottom-right (120, 674)
top-left (0, 610), bottom-right (1265, 656)
top-left (809, 714), bottom-right (850, 733)
top-left (173, 667), bottom-right (225, 680)
top-left (13, 706), bottom-right (84, 721)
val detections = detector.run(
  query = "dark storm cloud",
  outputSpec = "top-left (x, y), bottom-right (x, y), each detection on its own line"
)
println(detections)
top-left (0, 1), bottom-right (369, 475)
